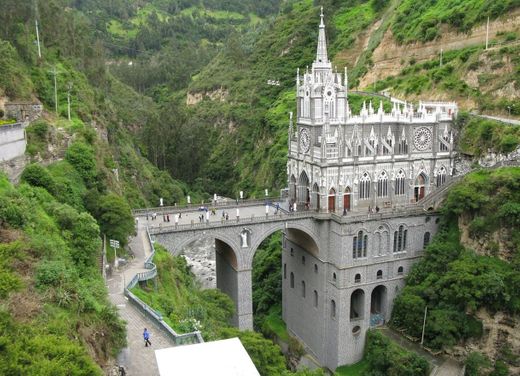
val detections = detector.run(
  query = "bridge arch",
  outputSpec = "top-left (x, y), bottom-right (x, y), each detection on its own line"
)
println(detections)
top-left (173, 232), bottom-right (243, 268)
top-left (248, 222), bottom-right (320, 263)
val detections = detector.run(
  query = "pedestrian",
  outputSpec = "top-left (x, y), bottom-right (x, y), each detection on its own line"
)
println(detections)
top-left (179, 212), bottom-right (182, 219)
top-left (167, 214), bottom-right (170, 222)
top-left (143, 328), bottom-right (152, 347)
top-left (376, 206), bottom-right (380, 213)
top-left (343, 208), bottom-right (347, 216)
top-left (146, 213), bottom-right (149, 221)
top-left (225, 213), bottom-right (229, 221)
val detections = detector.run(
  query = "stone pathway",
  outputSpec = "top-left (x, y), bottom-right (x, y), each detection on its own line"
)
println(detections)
top-left (108, 225), bottom-right (175, 376)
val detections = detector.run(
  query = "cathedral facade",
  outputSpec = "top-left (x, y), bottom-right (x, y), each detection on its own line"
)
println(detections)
top-left (282, 8), bottom-right (457, 369)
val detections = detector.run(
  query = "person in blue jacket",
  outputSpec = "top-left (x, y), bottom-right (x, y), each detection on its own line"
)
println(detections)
top-left (143, 328), bottom-right (152, 347)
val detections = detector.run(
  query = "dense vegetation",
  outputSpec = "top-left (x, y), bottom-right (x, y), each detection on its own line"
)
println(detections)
top-left (392, 0), bottom-right (520, 43)
top-left (133, 244), bottom-right (325, 376)
top-left (391, 167), bottom-right (520, 373)
top-left (455, 112), bottom-right (520, 156)
top-left (374, 41), bottom-right (520, 116)
top-left (0, 173), bottom-right (126, 374)
top-left (363, 330), bottom-right (429, 376)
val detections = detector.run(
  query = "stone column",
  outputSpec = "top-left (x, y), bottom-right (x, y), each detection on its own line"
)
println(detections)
top-left (235, 268), bottom-right (253, 329)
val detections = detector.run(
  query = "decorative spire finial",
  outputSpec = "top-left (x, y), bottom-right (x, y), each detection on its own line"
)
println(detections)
top-left (315, 7), bottom-right (329, 64)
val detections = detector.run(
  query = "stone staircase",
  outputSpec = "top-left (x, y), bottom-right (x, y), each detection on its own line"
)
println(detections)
top-left (419, 176), bottom-right (463, 210)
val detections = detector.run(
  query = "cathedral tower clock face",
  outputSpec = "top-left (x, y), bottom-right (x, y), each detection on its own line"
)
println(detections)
top-left (300, 128), bottom-right (310, 153)
top-left (413, 127), bottom-right (432, 151)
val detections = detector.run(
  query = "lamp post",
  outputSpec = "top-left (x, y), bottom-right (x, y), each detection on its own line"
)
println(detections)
top-left (421, 305), bottom-right (428, 346)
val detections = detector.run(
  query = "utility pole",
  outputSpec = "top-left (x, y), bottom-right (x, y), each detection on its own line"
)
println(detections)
top-left (440, 49), bottom-right (443, 67)
top-left (421, 305), bottom-right (428, 346)
top-left (35, 20), bottom-right (42, 58)
top-left (485, 16), bottom-right (490, 50)
top-left (49, 66), bottom-right (59, 115)
top-left (67, 82), bottom-right (73, 121)
top-left (34, 0), bottom-right (42, 58)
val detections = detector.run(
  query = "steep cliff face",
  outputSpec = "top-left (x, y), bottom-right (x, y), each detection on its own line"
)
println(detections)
top-left (358, 9), bottom-right (520, 88)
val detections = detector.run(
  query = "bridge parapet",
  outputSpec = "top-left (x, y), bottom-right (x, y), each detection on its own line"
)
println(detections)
top-left (148, 204), bottom-right (431, 236)
top-left (132, 196), bottom-right (283, 216)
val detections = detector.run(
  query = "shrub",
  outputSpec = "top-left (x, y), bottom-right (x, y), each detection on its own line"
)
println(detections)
top-left (65, 142), bottom-right (97, 186)
top-left (465, 352), bottom-right (491, 376)
top-left (21, 164), bottom-right (56, 194)
top-left (36, 259), bottom-right (77, 288)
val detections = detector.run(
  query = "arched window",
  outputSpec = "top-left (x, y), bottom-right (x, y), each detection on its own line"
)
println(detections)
top-left (397, 266), bottom-right (404, 275)
top-left (394, 225), bottom-right (407, 252)
top-left (302, 255), bottom-right (306, 265)
top-left (436, 167), bottom-right (447, 187)
top-left (301, 281), bottom-right (306, 298)
top-left (283, 263), bottom-right (286, 279)
top-left (395, 169), bottom-right (406, 196)
top-left (352, 231), bottom-right (368, 259)
top-left (314, 264), bottom-right (318, 274)
top-left (440, 132), bottom-right (450, 152)
top-left (398, 139), bottom-right (408, 154)
top-left (314, 290), bottom-right (318, 307)
top-left (376, 270), bottom-right (383, 279)
top-left (331, 300), bottom-right (336, 319)
top-left (290, 272), bottom-right (294, 288)
top-left (359, 173), bottom-right (371, 200)
top-left (377, 171), bottom-right (388, 197)
top-left (423, 232), bottom-right (431, 249)
top-left (355, 273), bottom-right (361, 283)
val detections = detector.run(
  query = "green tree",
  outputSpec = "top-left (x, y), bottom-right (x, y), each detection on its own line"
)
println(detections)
top-left (218, 327), bottom-right (287, 376)
top-left (96, 193), bottom-right (134, 246)
top-left (21, 164), bottom-right (56, 195)
top-left (65, 141), bottom-right (97, 186)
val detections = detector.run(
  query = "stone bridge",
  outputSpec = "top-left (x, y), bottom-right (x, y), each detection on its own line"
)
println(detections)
top-left (137, 202), bottom-right (428, 330)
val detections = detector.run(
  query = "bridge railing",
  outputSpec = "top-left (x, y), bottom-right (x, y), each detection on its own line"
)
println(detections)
top-left (123, 227), bottom-right (204, 346)
top-left (148, 204), bottom-right (434, 234)
top-left (132, 196), bottom-right (283, 216)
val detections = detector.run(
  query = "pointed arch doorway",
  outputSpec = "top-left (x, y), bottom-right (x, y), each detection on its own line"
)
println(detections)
top-left (328, 188), bottom-right (336, 213)
top-left (343, 187), bottom-right (351, 212)
top-left (414, 173), bottom-right (426, 202)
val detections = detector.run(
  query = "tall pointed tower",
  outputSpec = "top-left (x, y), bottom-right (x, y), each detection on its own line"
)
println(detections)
top-left (290, 8), bottom-right (348, 210)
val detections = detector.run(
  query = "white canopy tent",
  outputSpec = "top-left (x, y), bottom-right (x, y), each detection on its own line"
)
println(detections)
top-left (155, 337), bottom-right (260, 376)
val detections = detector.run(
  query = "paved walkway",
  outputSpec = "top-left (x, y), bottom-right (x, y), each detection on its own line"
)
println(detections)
top-left (108, 225), bottom-right (175, 376)
top-left (470, 112), bottom-right (520, 126)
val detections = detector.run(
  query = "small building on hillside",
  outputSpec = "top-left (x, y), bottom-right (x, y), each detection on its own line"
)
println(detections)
top-left (0, 122), bottom-right (26, 162)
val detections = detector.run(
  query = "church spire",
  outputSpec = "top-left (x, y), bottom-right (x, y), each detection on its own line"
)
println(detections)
top-left (315, 7), bottom-right (329, 64)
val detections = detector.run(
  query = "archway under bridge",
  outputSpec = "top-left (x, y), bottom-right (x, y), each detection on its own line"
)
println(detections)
top-left (151, 219), bottom-right (320, 330)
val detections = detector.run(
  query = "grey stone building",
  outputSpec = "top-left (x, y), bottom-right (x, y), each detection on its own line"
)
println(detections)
top-left (282, 8), bottom-right (457, 368)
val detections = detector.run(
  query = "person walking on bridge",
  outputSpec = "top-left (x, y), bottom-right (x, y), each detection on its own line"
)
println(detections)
top-left (143, 328), bottom-right (152, 347)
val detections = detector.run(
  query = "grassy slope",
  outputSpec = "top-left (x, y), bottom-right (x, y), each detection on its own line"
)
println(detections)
top-left (0, 174), bottom-right (125, 374)
top-left (372, 41), bottom-right (520, 115)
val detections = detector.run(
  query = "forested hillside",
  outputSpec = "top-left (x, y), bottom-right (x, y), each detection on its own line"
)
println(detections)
top-left (117, 0), bottom-right (519, 197)
top-left (1, 0), bottom-right (519, 373)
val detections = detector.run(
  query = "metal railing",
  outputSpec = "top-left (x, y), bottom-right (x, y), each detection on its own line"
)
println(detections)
top-left (123, 228), bottom-right (204, 345)
top-left (132, 196), bottom-right (283, 216)
top-left (148, 204), bottom-right (434, 235)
